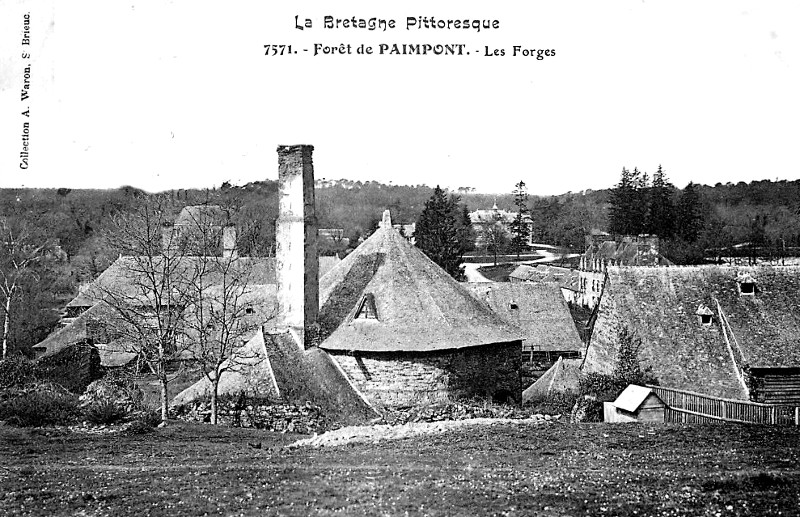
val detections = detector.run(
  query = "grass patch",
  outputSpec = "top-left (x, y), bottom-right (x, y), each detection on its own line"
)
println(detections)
top-left (1, 422), bottom-right (799, 515)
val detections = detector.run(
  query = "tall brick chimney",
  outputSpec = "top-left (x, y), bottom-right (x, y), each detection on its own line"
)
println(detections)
top-left (276, 145), bottom-right (319, 347)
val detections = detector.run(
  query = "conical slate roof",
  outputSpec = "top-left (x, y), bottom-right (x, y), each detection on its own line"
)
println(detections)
top-left (317, 211), bottom-right (522, 352)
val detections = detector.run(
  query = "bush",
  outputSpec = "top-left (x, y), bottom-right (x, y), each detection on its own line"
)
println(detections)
top-left (526, 391), bottom-right (579, 415)
top-left (83, 399), bottom-right (128, 425)
top-left (0, 383), bottom-right (80, 427)
top-left (0, 355), bottom-right (39, 389)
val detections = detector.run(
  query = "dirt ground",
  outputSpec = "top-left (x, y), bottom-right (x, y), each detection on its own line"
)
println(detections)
top-left (1, 420), bottom-right (799, 516)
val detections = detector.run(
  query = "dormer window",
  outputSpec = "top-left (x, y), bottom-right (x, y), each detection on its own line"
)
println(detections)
top-left (509, 302), bottom-right (519, 310)
top-left (737, 273), bottom-right (756, 296)
top-left (354, 293), bottom-right (378, 320)
top-left (696, 304), bottom-right (714, 326)
top-left (245, 307), bottom-right (255, 315)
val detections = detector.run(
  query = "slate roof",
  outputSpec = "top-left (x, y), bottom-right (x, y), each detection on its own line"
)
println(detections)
top-left (464, 282), bottom-right (583, 353)
top-left (173, 205), bottom-right (229, 227)
top-left (68, 255), bottom-right (339, 308)
top-left (317, 216), bottom-right (522, 352)
top-left (585, 265), bottom-right (800, 399)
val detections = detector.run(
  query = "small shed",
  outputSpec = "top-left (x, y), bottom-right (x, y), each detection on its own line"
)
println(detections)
top-left (604, 385), bottom-right (666, 423)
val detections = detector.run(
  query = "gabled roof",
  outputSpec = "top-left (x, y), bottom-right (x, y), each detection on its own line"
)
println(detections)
top-left (465, 281), bottom-right (583, 353)
top-left (585, 265), bottom-right (800, 399)
top-left (68, 255), bottom-right (339, 308)
top-left (173, 205), bottom-right (229, 228)
top-left (613, 384), bottom-right (663, 412)
top-left (317, 217), bottom-right (522, 352)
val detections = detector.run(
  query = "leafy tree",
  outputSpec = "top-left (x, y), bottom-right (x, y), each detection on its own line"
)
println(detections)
top-left (646, 165), bottom-right (676, 238)
top-left (609, 167), bottom-right (650, 235)
top-left (509, 181), bottom-right (531, 258)
top-left (676, 182), bottom-right (705, 242)
top-left (415, 186), bottom-right (471, 280)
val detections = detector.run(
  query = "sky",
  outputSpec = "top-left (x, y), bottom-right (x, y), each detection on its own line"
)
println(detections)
top-left (1, 1), bottom-right (798, 196)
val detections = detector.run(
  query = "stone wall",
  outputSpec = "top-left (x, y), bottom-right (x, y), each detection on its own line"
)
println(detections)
top-left (329, 341), bottom-right (522, 408)
top-left (174, 398), bottom-right (328, 433)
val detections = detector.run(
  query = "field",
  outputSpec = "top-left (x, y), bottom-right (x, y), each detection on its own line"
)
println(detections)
top-left (1, 421), bottom-right (799, 516)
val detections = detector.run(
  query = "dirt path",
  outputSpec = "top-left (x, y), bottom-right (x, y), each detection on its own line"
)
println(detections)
top-left (289, 415), bottom-right (558, 448)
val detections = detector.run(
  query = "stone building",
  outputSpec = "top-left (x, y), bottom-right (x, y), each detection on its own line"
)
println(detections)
top-left (176, 145), bottom-right (525, 412)
top-left (582, 265), bottom-right (800, 403)
top-left (469, 203), bottom-right (534, 249)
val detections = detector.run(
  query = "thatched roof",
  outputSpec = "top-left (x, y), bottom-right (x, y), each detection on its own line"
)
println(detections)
top-left (171, 330), bottom-right (280, 405)
top-left (522, 357), bottom-right (581, 404)
top-left (317, 217), bottom-right (522, 352)
top-left (465, 282), bottom-right (583, 353)
top-left (584, 265), bottom-right (800, 399)
top-left (172, 329), bottom-right (378, 425)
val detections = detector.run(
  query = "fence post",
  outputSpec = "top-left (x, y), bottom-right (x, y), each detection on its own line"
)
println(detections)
top-left (770, 406), bottom-right (776, 425)
top-left (721, 401), bottom-right (727, 420)
top-left (795, 407), bottom-right (799, 427)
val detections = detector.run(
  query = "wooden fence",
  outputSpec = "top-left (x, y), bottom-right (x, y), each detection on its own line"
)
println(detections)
top-left (646, 385), bottom-right (800, 426)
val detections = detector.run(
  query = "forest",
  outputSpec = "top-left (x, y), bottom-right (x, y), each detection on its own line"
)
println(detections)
top-left (2, 172), bottom-right (800, 357)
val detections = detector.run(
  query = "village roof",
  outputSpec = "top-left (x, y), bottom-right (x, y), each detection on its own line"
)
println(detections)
top-left (508, 264), bottom-right (575, 285)
top-left (172, 329), bottom-right (378, 425)
top-left (32, 302), bottom-right (138, 366)
top-left (171, 330), bottom-right (280, 404)
top-left (585, 265), bottom-right (800, 399)
top-left (317, 213), bottom-right (522, 352)
top-left (173, 205), bottom-right (229, 228)
top-left (67, 255), bottom-right (339, 308)
top-left (613, 384), bottom-right (663, 413)
top-left (469, 208), bottom-right (531, 225)
top-left (464, 281), bottom-right (583, 353)
top-left (522, 357), bottom-right (581, 404)
top-left (585, 240), bottom-right (673, 267)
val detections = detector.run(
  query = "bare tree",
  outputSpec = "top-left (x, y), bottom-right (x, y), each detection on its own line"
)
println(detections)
top-left (182, 211), bottom-right (273, 424)
top-left (0, 219), bottom-right (50, 359)
top-left (94, 197), bottom-right (198, 423)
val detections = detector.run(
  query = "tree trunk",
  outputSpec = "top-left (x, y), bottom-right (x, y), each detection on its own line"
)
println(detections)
top-left (2, 296), bottom-right (11, 360)
top-left (160, 372), bottom-right (169, 424)
top-left (211, 379), bottom-right (219, 425)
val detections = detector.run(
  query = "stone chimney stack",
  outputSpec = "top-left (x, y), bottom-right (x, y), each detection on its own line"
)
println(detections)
top-left (222, 226), bottom-right (237, 258)
top-left (276, 145), bottom-right (318, 347)
top-left (161, 224), bottom-right (174, 253)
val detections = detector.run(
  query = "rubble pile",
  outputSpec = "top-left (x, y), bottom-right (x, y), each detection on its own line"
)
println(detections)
top-left (291, 414), bottom-right (558, 448)
top-left (380, 400), bottom-right (542, 425)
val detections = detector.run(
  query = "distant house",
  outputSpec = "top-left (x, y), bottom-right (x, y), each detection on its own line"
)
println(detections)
top-left (583, 265), bottom-right (800, 403)
top-left (469, 204), bottom-right (534, 249)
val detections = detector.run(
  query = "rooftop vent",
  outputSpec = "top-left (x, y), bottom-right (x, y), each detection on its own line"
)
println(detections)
top-left (696, 304), bottom-right (714, 325)
top-left (737, 273), bottom-right (756, 296)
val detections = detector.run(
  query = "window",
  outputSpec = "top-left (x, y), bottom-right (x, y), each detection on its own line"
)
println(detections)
top-left (354, 293), bottom-right (378, 320)
top-left (245, 307), bottom-right (255, 315)
top-left (509, 302), bottom-right (519, 310)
